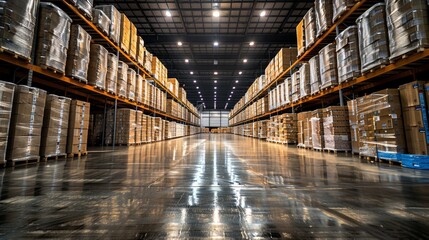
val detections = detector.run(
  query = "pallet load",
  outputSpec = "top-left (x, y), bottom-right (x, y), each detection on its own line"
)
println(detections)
top-left (36, 3), bottom-right (72, 74)
top-left (141, 114), bottom-right (148, 143)
top-left (136, 75), bottom-right (143, 104)
top-left (179, 87), bottom-right (187, 104)
top-left (309, 55), bottom-right (320, 95)
top-left (92, 8), bottom-right (110, 35)
top-left (66, 25), bottom-right (91, 83)
top-left (303, 112), bottom-right (313, 148)
top-left (291, 71), bottom-right (300, 103)
top-left (0, 81), bottom-right (15, 165)
top-left (143, 48), bottom-right (153, 73)
top-left (258, 120), bottom-right (268, 139)
top-left (115, 109), bottom-right (135, 146)
top-left (135, 110), bottom-right (142, 144)
top-left (94, 5), bottom-right (121, 44)
top-left (285, 77), bottom-right (292, 105)
top-left (296, 19), bottom-right (305, 56)
top-left (299, 63), bottom-right (310, 99)
top-left (7, 86), bottom-right (47, 164)
top-left (106, 53), bottom-right (118, 94)
top-left (357, 89), bottom-right (406, 159)
top-left (74, 0), bottom-right (93, 20)
top-left (117, 61), bottom-right (128, 98)
top-left (137, 37), bottom-right (145, 66)
top-left (279, 113), bottom-right (298, 144)
top-left (311, 109), bottom-right (324, 150)
top-left (127, 68), bottom-right (136, 101)
top-left (40, 95), bottom-right (71, 159)
top-left (153, 117), bottom-right (162, 141)
top-left (304, 7), bottom-right (316, 49)
top-left (336, 26), bottom-right (361, 83)
top-left (319, 43), bottom-right (338, 90)
top-left (129, 22), bottom-right (138, 60)
top-left (314, 0), bottom-right (333, 37)
top-left (297, 112), bottom-right (306, 147)
top-left (399, 81), bottom-right (429, 155)
top-left (356, 3), bottom-right (390, 73)
top-left (347, 99), bottom-right (360, 154)
top-left (386, 0), bottom-right (429, 61)
top-left (0, 0), bottom-right (38, 61)
top-left (267, 116), bottom-right (278, 142)
top-left (119, 13), bottom-right (130, 53)
top-left (332, 0), bottom-right (355, 23)
top-left (322, 106), bottom-right (351, 152)
top-left (275, 48), bottom-right (297, 80)
top-left (88, 44), bottom-right (108, 90)
top-left (67, 100), bottom-right (90, 157)
top-left (168, 78), bottom-right (179, 98)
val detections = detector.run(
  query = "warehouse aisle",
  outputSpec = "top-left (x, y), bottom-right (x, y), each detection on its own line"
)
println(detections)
top-left (0, 134), bottom-right (429, 239)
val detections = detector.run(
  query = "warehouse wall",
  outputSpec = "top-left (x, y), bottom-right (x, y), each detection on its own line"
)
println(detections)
top-left (201, 111), bottom-right (229, 127)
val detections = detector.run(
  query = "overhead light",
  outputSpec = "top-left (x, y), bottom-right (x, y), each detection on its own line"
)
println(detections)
top-left (185, 59), bottom-right (189, 63)
top-left (214, 80), bottom-right (217, 83)
top-left (228, 98), bottom-right (230, 100)
top-left (165, 10), bottom-right (172, 17)
top-left (231, 92), bottom-right (233, 94)
top-left (235, 80), bottom-right (239, 83)
top-left (260, 10), bottom-right (266, 17)
top-left (200, 95), bottom-right (202, 97)
top-left (198, 91), bottom-right (201, 94)
top-left (214, 87), bottom-right (217, 89)
top-left (213, 10), bottom-right (220, 17)
top-left (249, 41), bottom-right (255, 46)
top-left (214, 41), bottom-right (219, 47)
top-left (196, 87), bottom-right (200, 89)
top-left (190, 71), bottom-right (194, 75)
top-left (214, 60), bottom-right (218, 65)
top-left (214, 95), bottom-right (216, 97)
top-left (239, 71), bottom-right (242, 75)
top-left (201, 98), bottom-right (203, 100)
top-left (229, 95), bottom-right (232, 98)
top-left (193, 80), bottom-right (196, 83)
top-left (233, 87), bottom-right (235, 89)
top-left (177, 41), bottom-right (182, 46)
top-left (214, 91), bottom-right (217, 94)
top-left (243, 59), bottom-right (248, 63)
top-left (214, 72), bottom-right (218, 75)
top-left (214, 98), bottom-right (216, 101)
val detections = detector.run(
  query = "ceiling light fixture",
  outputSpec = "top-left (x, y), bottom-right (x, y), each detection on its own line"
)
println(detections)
top-left (228, 98), bottom-right (230, 101)
top-left (243, 59), bottom-right (248, 63)
top-left (198, 92), bottom-right (201, 94)
top-left (193, 80), bottom-right (196, 83)
top-left (177, 41), bottom-right (182, 46)
top-left (214, 92), bottom-right (217, 94)
top-left (166, 10), bottom-right (172, 17)
top-left (235, 80), bottom-right (239, 83)
top-left (185, 59), bottom-right (189, 63)
top-left (214, 41), bottom-right (219, 47)
top-left (249, 41), bottom-right (255, 46)
top-left (196, 86), bottom-right (199, 89)
top-left (233, 87), bottom-right (236, 89)
top-left (190, 71), bottom-right (194, 75)
top-left (239, 71), bottom-right (242, 75)
top-left (260, 10), bottom-right (266, 17)
top-left (231, 92), bottom-right (233, 94)
top-left (214, 80), bottom-right (217, 83)
top-left (214, 72), bottom-right (218, 75)
top-left (214, 87), bottom-right (217, 89)
top-left (213, 10), bottom-right (220, 17)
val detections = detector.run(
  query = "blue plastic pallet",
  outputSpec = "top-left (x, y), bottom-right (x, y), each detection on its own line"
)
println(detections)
top-left (401, 154), bottom-right (429, 170)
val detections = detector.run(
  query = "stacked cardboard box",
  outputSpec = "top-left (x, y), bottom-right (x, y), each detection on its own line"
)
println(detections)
top-left (0, 0), bottom-right (38, 60)
top-left (291, 71), bottom-right (300, 103)
top-left (106, 53), bottom-right (118, 94)
top-left (304, 7), bottom-right (316, 49)
top-left (0, 81), bottom-right (15, 164)
top-left (141, 114), bottom-right (148, 143)
top-left (153, 117), bottom-right (162, 141)
top-left (7, 86), bottom-right (46, 162)
top-left (336, 26), bottom-right (361, 83)
top-left (88, 44), bottom-right (108, 90)
top-left (285, 77), bottom-right (292, 105)
top-left (92, 8), bottom-right (110, 35)
top-left (258, 120), bottom-right (268, 139)
top-left (386, 0), bottom-right (429, 61)
top-left (119, 13), bottom-right (130, 53)
top-left (94, 5), bottom-right (121, 44)
top-left (127, 68), bottom-right (136, 101)
top-left (137, 37), bottom-right (145, 66)
top-left (75, 0), bottom-right (93, 19)
top-left (179, 87), bottom-right (187, 104)
top-left (167, 99), bottom-right (178, 118)
top-left (400, 81), bottom-right (429, 155)
top-left (168, 78), bottom-right (179, 97)
top-left (311, 109), bottom-right (324, 150)
top-left (104, 109), bottom-right (114, 145)
top-left (135, 110), bottom-right (142, 144)
top-left (319, 43), bottom-right (338, 90)
top-left (115, 109), bottom-right (135, 145)
top-left (357, 89), bottom-right (406, 158)
top-left (67, 100), bottom-right (90, 156)
top-left (40, 95), bottom-right (71, 158)
top-left (303, 112), bottom-right (313, 148)
top-left (117, 61), bottom-right (128, 98)
top-left (296, 19), bottom-right (305, 56)
top-left (129, 22), bottom-right (138, 60)
top-left (299, 63), bottom-right (310, 99)
top-left (136, 75), bottom-right (143, 104)
top-left (36, 3), bottom-right (72, 73)
top-left (276, 48), bottom-right (298, 80)
top-left (333, 0), bottom-right (355, 22)
top-left (278, 113), bottom-right (298, 144)
top-left (347, 99), bottom-right (360, 154)
top-left (315, 0), bottom-right (333, 37)
top-left (152, 57), bottom-right (167, 85)
top-left (143, 48), bottom-right (153, 73)
top-left (323, 106), bottom-right (351, 151)
top-left (66, 25), bottom-right (91, 83)
top-left (267, 116), bottom-right (278, 142)
top-left (309, 55), bottom-right (320, 95)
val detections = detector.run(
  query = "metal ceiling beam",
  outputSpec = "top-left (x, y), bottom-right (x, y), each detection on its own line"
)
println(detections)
top-left (143, 33), bottom-right (296, 44)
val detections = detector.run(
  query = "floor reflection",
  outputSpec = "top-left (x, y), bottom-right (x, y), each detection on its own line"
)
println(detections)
top-left (0, 134), bottom-right (428, 239)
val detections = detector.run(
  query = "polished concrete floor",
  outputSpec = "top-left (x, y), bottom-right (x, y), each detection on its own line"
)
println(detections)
top-left (0, 134), bottom-right (429, 239)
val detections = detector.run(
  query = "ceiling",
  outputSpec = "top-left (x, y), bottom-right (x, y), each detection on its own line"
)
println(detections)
top-left (94, 0), bottom-right (313, 110)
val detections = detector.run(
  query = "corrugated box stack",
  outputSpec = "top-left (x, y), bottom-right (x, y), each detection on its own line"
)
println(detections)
top-left (7, 86), bottom-right (47, 163)
top-left (36, 3), bottom-right (72, 73)
top-left (127, 68), bottom-right (136, 101)
top-left (179, 87), bottom-right (187, 104)
top-left (117, 61), bottom-right (128, 98)
top-left (400, 81), bottom-right (429, 155)
top-left (303, 112), bottom-right (313, 148)
top-left (299, 63), bottom-right (310, 99)
top-left (168, 78), bottom-right (179, 98)
top-left (136, 75), bottom-right (143, 104)
top-left (119, 13), bottom-right (130, 53)
top-left (278, 113), bottom-right (298, 144)
top-left (296, 19), bottom-right (305, 56)
top-left (297, 112), bottom-right (306, 147)
top-left (141, 114), bottom-right (148, 143)
top-left (115, 109), bottom-right (135, 145)
top-left (304, 7), bottom-right (316, 49)
top-left (336, 26), bottom-right (361, 83)
top-left (253, 122), bottom-right (259, 138)
top-left (311, 109), bottom-right (324, 150)
top-left (137, 37), bottom-right (145, 66)
top-left (357, 89), bottom-right (406, 158)
top-left (285, 77), bottom-right (292, 105)
top-left (152, 57), bottom-right (168, 85)
top-left (332, 0), bottom-right (355, 22)
top-left (291, 71), bottom-right (300, 103)
top-left (67, 100), bottom-right (90, 156)
top-left (309, 55), bottom-right (320, 95)
top-left (0, 81), bottom-right (15, 165)
top-left (75, 0), bottom-right (93, 19)
top-left (104, 109), bottom-right (114, 145)
top-left (153, 117), bottom-right (163, 141)
top-left (347, 99), bottom-right (360, 154)
top-left (258, 120), bottom-right (268, 139)
top-left (135, 110), bottom-right (142, 144)
top-left (94, 5), bottom-right (121, 44)
top-left (276, 48), bottom-right (297, 80)
top-left (314, 0), bottom-right (333, 37)
top-left (40, 95), bottom-right (71, 158)
top-left (92, 8), bottom-right (110, 35)
top-left (88, 44), bottom-right (108, 90)
top-left (322, 106), bottom-right (351, 151)
top-left (66, 25), bottom-right (91, 83)
top-left (143, 48), bottom-right (152, 73)
top-left (267, 116), bottom-right (279, 142)
top-left (319, 43), bottom-right (338, 90)
top-left (386, 0), bottom-right (429, 61)
top-left (129, 22), bottom-right (138, 60)
top-left (356, 3), bottom-right (390, 73)
top-left (0, 0), bottom-right (38, 60)
top-left (106, 53), bottom-right (118, 94)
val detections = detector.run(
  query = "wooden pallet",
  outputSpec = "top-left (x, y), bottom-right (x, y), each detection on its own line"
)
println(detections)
top-left (323, 148), bottom-right (350, 154)
top-left (42, 154), bottom-right (67, 162)
top-left (69, 75), bottom-right (88, 84)
top-left (0, 47), bottom-right (31, 63)
top-left (361, 63), bottom-right (387, 75)
top-left (390, 47), bottom-right (426, 64)
top-left (40, 65), bottom-right (65, 75)
top-left (8, 157), bottom-right (40, 167)
top-left (68, 152), bottom-right (88, 158)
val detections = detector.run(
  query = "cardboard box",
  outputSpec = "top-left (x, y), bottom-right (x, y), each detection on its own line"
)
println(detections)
top-left (296, 19), bottom-right (305, 56)
top-left (129, 22), bottom-right (138, 60)
top-left (399, 81), bottom-right (426, 107)
top-left (67, 100), bottom-right (90, 155)
top-left (405, 127), bottom-right (429, 155)
top-left (120, 13), bottom-right (131, 53)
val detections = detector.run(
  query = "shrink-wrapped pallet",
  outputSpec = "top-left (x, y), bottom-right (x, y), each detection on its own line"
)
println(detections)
top-left (278, 113), bottom-right (298, 144)
top-left (319, 43), bottom-right (338, 89)
top-left (304, 7), bottom-right (316, 49)
top-left (88, 44), bottom-right (108, 90)
top-left (136, 75), bottom-right (143, 104)
top-left (127, 68), bottom-right (136, 101)
top-left (144, 48), bottom-right (153, 73)
top-left (7, 86), bottom-right (46, 163)
top-left (130, 22), bottom-right (138, 60)
top-left (332, 0), bottom-right (354, 23)
top-left (117, 61), bottom-right (128, 98)
top-left (336, 26), bottom-right (361, 83)
top-left (74, 0), bottom-right (93, 20)
top-left (106, 53), bottom-right (118, 94)
top-left (299, 63), bottom-right (310, 99)
top-left (291, 71), bottom-right (300, 103)
top-left (285, 77), bottom-right (292, 105)
top-left (94, 5), bottom-right (121, 44)
top-left (67, 100), bottom-right (90, 156)
top-left (309, 55), bottom-right (320, 95)
top-left (0, 0), bottom-right (38, 60)
top-left (115, 109), bottom-right (135, 145)
top-left (137, 36), bottom-right (145, 66)
top-left (322, 106), bottom-right (351, 151)
top-left (92, 8), bottom-right (110, 35)
top-left (356, 3), bottom-right (390, 73)
top-left (347, 99), bottom-right (360, 154)
top-left (315, 0), bottom-right (333, 37)
top-left (40, 95), bottom-right (71, 158)
top-left (66, 25), bottom-right (91, 82)
top-left (0, 81), bottom-right (15, 165)
top-left (36, 3), bottom-right (72, 73)
top-left (311, 109), bottom-right (324, 150)
top-left (135, 110), bottom-right (142, 144)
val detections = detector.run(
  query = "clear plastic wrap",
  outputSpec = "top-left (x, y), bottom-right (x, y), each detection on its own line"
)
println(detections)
top-left (135, 110), bottom-right (142, 144)
top-left (356, 3), bottom-right (390, 73)
top-left (75, 0), bottom-right (93, 20)
top-left (106, 53), bottom-right (118, 94)
top-left (144, 48), bottom-right (153, 73)
top-left (94, 5), bottom-right (121, 44)
top-left (285, 77), bottom-right (291, 105)
top-left (36, 2), bottom-right (72, 73)
top-left (127, 68), bottom-right (136, 101)
top-left (117, 61), bottom-right (128, 98)
top-left (40, 95), bottom-right (71, 158)
top-left (7, 85), bottom-right (47, 162)
top-left (299, 63), bottom-right (310, 98)
top-left (319, 43), bottom-right (338, 89)
top-left (336, 26), bottom-right (361, 83)
top-left (88, 44), bottom-right (108, 90)
top-left (67, 100), bottom-right (90, 155)
top-left (0, 0), bottom-right (38, 60)
top-left (291, 71), bottom-right (300, 103)
top-left (386, 0), bottom-right (429, 61)
top-left (92, 8), bottom-right (110, 35)
top-left (322, 106), bottom-right (351, 151)
top-left (311, 109), bottom-right (324, 149)
top-left (315, 0), bottom-right (333, 37)
top-left (309, 55), bottom-right (320, 95)
top-left (347, 99), bottom-right (360, 154)
top-left (332, 0), bottom-right (355, 23)
top-left (0, 81), bottom-right (15, 164)
top-left (66, 24), bottom-right (91, 82)
top-left (136, 75), bottom-right (143, 104)
top-left (304, 7), bottom-right (316, 49)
